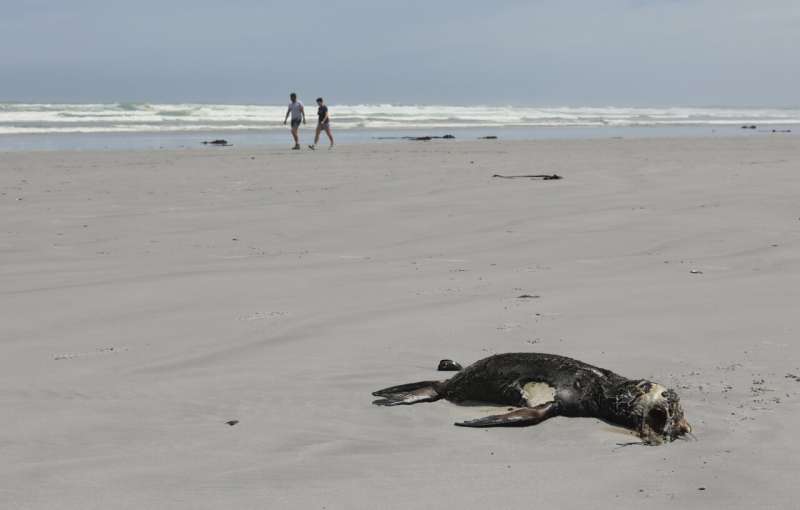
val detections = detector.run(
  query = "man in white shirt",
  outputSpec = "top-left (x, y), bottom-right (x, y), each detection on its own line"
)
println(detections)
top-left (283, 92), bottom-right (306, 150)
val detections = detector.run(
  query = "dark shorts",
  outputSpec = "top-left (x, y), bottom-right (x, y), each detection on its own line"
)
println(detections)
top-left (291, 118), bottom-right (302, 129)
top-left (318, 120), bottom-right (330, 130)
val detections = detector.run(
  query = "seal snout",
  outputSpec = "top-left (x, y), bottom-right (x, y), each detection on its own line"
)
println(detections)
top-left (675, 417), bottom-right (693, 437)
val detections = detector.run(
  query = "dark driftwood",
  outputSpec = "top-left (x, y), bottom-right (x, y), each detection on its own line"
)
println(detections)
top-left (373, 135), bottom-right (456, 141)
top-left (405, 134), bottom-right (456, 141)
top-left (492, 174), bottom-right (562, 180)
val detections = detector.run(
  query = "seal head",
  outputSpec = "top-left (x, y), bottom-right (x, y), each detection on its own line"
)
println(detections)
top-left (609, 380), bottom-right (692, 444)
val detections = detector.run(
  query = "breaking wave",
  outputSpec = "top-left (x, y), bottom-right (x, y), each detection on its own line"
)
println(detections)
top-left (1, 102), bottom-right (799, 135)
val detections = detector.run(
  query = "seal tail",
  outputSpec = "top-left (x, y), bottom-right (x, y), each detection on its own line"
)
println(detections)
top-left (372, 380), bottom-right (445, 406)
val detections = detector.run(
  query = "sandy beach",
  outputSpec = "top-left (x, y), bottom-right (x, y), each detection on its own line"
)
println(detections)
top-left (2, 136), bottom-right (799, 509)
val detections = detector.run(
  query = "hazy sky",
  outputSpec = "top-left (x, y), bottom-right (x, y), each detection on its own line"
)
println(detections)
top-left (2, 0), bottom-right (798, 106)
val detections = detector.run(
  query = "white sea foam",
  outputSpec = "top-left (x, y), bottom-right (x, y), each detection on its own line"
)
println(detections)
top-left (1, 103), bottom-right (798, 135)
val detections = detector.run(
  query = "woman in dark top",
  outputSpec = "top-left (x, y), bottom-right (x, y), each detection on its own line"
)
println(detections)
top-left (309, 97), bottom-right (334, 150)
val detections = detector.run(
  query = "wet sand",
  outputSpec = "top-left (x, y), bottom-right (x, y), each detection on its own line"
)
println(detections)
top-left (2, 137), bottom-right (799, 509)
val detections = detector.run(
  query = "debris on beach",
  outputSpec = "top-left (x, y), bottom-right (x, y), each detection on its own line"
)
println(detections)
top-left (689, 269), bottom-right (703, 274)
top-left (202, 139), bottom-right (232, 146)
top-left (479, 135), bottom-right (498, 140)
top-left (407, 134), bottom-right (455, 141)
top-left (437, 359), bottom-right (463, 371)
top-left (741, 125), bottom-right (757, 130)
top-left (492, 174), bottom-right (562, 180)
top-left (225, 420), bottom-right (239, 426)
top-left (373, 135), bottom-right (456, 141)
top-left (517, 294), bottom-right (540, 299)
top-left (53, 346), bottom-right (121, 361)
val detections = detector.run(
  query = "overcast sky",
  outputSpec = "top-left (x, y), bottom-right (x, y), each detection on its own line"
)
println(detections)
top-left (2, 0), bottom-right (798, 106)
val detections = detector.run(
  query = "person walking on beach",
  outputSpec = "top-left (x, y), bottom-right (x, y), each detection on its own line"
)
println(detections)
top-left (308, 97), bottom-right (334, 150)
top-left (283, 92), bottom-right (305, 150)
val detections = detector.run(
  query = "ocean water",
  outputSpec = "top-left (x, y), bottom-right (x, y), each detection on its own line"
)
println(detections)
top-left (1, 103), bottom-right (798, 150)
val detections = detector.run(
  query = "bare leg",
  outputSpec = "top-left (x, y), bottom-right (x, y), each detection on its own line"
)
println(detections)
top-left (314, 125), bottom-right (321, 145)
top-left (291, 126), bottom-right (300, 148)
top-left (324, 125), bottom-right (334, 147)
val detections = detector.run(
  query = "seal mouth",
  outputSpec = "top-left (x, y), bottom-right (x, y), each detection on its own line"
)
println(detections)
top-left (646, 407), bottom-right (668, 435)
top-left (641, 410), bottom-right (692, 444)
top-left (638, 407), bottom-right (669, 445)
top-left (631, 384), bottom-right (692, 445)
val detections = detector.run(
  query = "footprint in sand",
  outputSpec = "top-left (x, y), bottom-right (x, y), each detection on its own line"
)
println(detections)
top-left (238, 311), bottom-right (289, 321)
top-left (54, 346), bottom-right (125, 361)
top-left (496, 322), bottom-right (521, 332)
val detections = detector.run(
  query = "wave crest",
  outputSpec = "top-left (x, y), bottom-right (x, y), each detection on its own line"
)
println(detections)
top-left (1, 103), bottom-right (799, 135)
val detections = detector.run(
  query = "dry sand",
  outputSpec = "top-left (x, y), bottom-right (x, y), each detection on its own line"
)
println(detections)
top-left (2, 137), bottom-right (799, 509)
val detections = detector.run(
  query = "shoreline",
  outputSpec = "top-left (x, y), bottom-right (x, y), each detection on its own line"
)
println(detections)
top-left (1, 124), bottom-right (796, 152)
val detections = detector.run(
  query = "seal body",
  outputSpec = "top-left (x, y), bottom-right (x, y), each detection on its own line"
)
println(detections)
top-left (443, 353), bottom-right (623, 418)
top-left (372, 352), bottom-right (692, 444)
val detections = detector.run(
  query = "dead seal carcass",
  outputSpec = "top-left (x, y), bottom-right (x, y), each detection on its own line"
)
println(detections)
top-left (372, 353), bottom-right (692, 445)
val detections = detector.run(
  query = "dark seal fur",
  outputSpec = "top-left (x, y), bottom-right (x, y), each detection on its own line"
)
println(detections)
top-left (372, 353), bottom-right (692, 445)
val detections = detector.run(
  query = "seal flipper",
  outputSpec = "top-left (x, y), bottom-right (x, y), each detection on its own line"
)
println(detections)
top-left (454, 403), bottom-right (555, 428)
top-left (372, 380), bottom-right (444, 406)
top-left (372, 380), bottom-right (443, 397)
